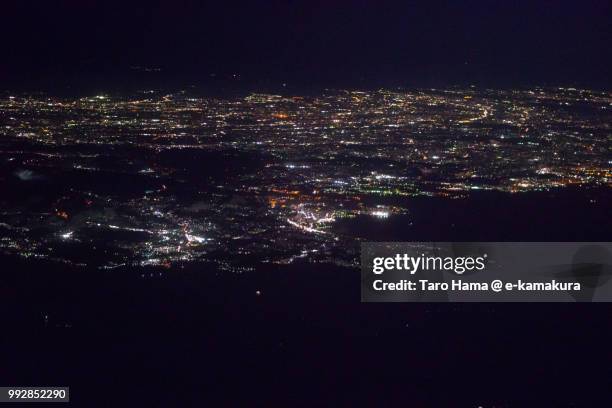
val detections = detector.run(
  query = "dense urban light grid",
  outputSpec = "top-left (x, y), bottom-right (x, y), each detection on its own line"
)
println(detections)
top-left (1, 87), bottom-right (609, 271)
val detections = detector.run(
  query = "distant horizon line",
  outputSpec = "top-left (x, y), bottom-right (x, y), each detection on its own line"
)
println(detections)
top-left (2, 84), bottom-right (610, 98)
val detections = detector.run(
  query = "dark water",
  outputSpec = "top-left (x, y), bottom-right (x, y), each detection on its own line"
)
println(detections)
top-left (1, 187), bottom-right (611, 406)
top-left (335, 187), bottom-right (612, 241)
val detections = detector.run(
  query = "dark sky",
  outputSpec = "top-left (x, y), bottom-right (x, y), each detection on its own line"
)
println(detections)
top-left (2, 0), bottom-right (610, 91)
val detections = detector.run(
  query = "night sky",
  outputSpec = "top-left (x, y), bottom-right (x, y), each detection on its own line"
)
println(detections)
top-left (2, 0), bottom-right (610, 91)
